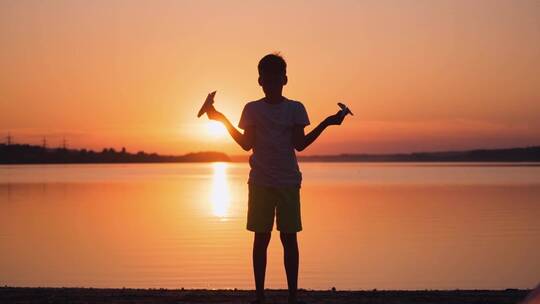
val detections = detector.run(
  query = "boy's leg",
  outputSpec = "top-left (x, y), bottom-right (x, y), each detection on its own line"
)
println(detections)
top-left (280, 232), bottom-right (299, 304)
top-left (275, 187), bottom-right (302, 303)
top-left (247, 184), bottom-right (276, 303)
top-left (253, 232), bottom-right (271, 302)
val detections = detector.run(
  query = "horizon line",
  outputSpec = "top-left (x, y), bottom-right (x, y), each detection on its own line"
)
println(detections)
top-left (2, 141), bottom-right (540, 158)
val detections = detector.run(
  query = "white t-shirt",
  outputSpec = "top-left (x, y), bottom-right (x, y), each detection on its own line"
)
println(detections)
top-left (238, 97), bottom-right (310, 187)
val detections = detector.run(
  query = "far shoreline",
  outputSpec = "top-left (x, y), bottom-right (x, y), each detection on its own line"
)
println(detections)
top-left (2, 144), bottom-right (539, 164)
top-left (1, 161), bottom-right (540, 166)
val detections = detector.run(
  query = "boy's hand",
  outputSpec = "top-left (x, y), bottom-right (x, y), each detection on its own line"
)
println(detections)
top-left (206, 105), bottom-right (226, 122)
top-left (324, 110), bottom-right (345, 126)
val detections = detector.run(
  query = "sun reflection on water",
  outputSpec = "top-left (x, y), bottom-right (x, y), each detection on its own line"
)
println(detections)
top-left (210, 162), bottom-right (231, 219)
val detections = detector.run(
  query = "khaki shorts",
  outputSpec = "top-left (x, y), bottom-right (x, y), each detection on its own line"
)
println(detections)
top-left (246, 183), bottom-right (302, 233)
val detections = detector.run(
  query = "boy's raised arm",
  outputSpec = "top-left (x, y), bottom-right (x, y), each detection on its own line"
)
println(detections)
top-left (206, 105), bottom-right (254, 151)
top-left (293, 110), bottom-right (345, 152)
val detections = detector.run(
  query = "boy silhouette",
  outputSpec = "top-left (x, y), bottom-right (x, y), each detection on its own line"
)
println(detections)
top-left (206, 53), bottom-right (345, 304)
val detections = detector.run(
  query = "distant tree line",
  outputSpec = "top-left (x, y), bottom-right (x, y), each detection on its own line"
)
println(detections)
top-left (298, 146), bottom-right (540, 162)
top-left (0, 143), bottom-right (230, 164)
top-left (1, 143), bottom-right (539, 164)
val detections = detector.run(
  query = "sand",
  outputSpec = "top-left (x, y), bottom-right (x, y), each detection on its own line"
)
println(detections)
top-left (0, 287), bottom-right (530, 304)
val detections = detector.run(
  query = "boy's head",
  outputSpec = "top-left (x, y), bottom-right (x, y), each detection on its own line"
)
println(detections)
top-left (258, 53), bottom-right (287, 97)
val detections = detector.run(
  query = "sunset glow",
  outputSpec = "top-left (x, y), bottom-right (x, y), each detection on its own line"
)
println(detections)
top-left (0, 1), bottom-right (539, 155)
top-left (206, 121), bottom-right (228, 139)
top-left (210, 162), bottom-right (231, 218)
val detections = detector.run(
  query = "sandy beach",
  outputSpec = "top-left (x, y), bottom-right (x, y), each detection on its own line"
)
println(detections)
top-left (0, 287), bottom-right (530, 304)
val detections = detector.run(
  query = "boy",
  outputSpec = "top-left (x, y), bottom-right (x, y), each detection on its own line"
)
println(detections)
top-left (205, 53), bottom-right (345, 304)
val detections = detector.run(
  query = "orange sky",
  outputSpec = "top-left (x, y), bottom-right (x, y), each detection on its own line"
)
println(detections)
top-left (1, 0), bottom-right (539, 155)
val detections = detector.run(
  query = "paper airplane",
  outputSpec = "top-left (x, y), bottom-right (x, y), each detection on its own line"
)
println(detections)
top-left (197, 91), bottom-right (216, 118)
top-left (338, 102), bottom-right (354, 117)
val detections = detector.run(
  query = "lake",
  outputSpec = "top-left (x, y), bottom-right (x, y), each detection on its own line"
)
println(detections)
top-left (1, 162), bottom-right (539, 290)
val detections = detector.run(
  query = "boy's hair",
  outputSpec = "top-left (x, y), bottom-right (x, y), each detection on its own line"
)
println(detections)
top-left (258, 53), bottom-right (287, 76)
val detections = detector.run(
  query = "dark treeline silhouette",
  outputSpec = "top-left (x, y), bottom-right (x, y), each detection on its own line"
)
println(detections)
top-left (1, 143), bottom-right (539, 164)
top-left (0, 143), bottom-right (229, 164)
top-left (297, 146), bottom-right (540, 162)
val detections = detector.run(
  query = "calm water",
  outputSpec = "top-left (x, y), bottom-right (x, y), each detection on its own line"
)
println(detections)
top-left (1, 162), bottom-right (539, 290)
